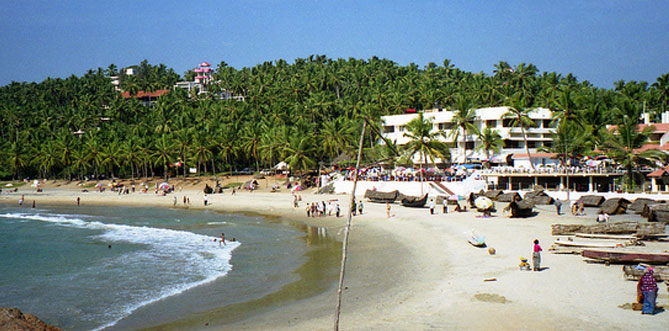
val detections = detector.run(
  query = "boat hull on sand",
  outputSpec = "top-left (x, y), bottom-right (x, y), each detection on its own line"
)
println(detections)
top-left (582, 249), bottom-right (669, 264)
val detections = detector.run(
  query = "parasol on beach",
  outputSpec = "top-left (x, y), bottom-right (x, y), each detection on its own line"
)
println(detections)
top-left (95, 183), bottom-right (103, 188)
top-left (474, 196), bottom-right (494, 210)
top-left (448, 195), bottom-right (465, 201)
top-left (158, 182), bottom-right (170, 190)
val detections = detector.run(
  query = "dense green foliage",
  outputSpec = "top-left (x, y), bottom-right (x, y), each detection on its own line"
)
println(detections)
top-left (0, 55), bottom-right (667, 181)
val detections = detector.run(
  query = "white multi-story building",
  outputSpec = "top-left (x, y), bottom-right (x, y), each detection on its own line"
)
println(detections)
top-left (381, 106), bottom-right (556, 164)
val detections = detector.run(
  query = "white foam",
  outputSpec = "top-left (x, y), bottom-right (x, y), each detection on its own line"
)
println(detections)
top-left (0, 212), bottom-right (240, 330)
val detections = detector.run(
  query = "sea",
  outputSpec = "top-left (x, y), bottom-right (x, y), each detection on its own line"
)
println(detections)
top-left (0, 203), bottom-right (336, 330)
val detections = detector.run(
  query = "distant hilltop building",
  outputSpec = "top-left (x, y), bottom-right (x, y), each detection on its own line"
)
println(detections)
top-left (381, 106), bottom-right (555, 165)
top-left (174, 61), bottom-right (244, 101)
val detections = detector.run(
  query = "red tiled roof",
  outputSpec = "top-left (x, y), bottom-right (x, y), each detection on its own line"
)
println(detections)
top-left (121, 89), bottom-right (170, 99)
top-left (633, 144), bottom-right (669, 153)
top-left (607, 123), bottom-right (669, 133)
top-left (648, 166), bottom-right (669, 177)
top-left (512, 153), bottom-right (559, 159)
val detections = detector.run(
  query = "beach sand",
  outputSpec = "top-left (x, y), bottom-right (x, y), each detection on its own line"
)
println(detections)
top-left (2, 178), bottom-right (668, 330)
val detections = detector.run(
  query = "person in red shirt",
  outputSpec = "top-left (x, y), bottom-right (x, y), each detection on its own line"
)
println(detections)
top-left (532, 239), bottom-right (542, 271)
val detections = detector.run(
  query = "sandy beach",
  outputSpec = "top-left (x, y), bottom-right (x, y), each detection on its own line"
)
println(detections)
top-left (2, 178), bottom-right (668, 330)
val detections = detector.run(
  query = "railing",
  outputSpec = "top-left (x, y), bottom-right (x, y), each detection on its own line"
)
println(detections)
top-left (479, 167), bottom-right (626, 176)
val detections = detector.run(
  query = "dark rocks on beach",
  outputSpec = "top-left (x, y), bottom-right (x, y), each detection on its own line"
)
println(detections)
top-left (0, 307), bottom-right (62, 331)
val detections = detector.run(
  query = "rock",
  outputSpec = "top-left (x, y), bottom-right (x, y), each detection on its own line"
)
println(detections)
top-left (0, 307), bottom-right (62, 331)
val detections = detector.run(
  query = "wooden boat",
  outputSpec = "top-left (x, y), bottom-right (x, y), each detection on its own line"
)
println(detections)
top-left (553, 240), bottom-right (628, 248)
top-left (551, 222), bottom-right (666, 236)
top-left (401, 194), bottom-right (428, 208)
top-left (497, 192), bottom-right (521, 202)
top-left (582, 249), bottom-right (669, 264)
top-left (622, 265), bottom-right (669, 281)
top-left (628, 198), bottom-right (659, 214)
top-left (468, 234), bottom-right (487, 248)
top-left (644, 204), bottom-right (669, 222)
top-left (574, 233), bottom-right (636, 240)
top-left (364, 189), bottom-right (400, 203)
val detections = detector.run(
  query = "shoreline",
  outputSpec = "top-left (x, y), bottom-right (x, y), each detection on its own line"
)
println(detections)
top-left (1, 184), bottom-right (668, 330)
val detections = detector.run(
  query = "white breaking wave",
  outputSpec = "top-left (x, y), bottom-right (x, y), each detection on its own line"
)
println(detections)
top-left (0, 212), bottom-right (240, 330)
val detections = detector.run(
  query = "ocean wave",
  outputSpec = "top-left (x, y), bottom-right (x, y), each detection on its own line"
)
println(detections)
top-left (0, 212), bottom-right (240, 330)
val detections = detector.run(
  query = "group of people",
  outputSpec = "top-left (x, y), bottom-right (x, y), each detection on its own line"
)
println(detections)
top-left (304, 200), bottom-right (342, 218)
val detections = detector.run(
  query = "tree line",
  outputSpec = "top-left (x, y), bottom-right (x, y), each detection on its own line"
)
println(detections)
top-left (0, 55), bottom-right (667, 187)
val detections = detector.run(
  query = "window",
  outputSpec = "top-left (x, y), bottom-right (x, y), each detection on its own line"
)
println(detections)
top-left (543, 119), bottom-right (552, 128)
top-left (486, 120), bottom-right (497, 128)
top-left (502, 119), bottom-right (514, 127)
top-left (383, 126), bottom-right (395, 133)
top-left (439, 122), bottom-right (454, 130)
top-left (527, 141), bottom-right (539, 148)
top-left (465, 141), bottom-right (475, 149)
top-left (504, 140), bottom-right (520, 148)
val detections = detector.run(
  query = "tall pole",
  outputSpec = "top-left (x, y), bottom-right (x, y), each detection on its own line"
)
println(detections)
top-left (334, 121), bottom-right (366, 331)
top-left (564, 118), bottom-right (570, 202)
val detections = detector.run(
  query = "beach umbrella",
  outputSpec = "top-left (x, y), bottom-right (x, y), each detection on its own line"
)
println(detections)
top-left (474, 197), bottom-right (494, 210)
top-left (94, 183), bottom-right (103, 188)
top-left (158, 182), bottom-right (170, 190)
top-left (448, 195), bottom-right (465, 201)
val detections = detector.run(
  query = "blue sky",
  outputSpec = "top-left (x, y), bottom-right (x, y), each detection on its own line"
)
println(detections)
top-left (1, 1), bottom-right (667, 88)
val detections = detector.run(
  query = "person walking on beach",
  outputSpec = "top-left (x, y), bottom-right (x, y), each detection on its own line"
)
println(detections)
top-left (76, 196), bottom-right (80, 206)
top-left (358, 200), bottom-right (363, 215)
top-left (335, 204), bottom-right (341, 217)
top-left (386, 202), bottom-right (391, 218)
top-left (429, 199), bottom-right (435, 215)
top-left (351, 200), bottom-right (357, 216)
top-left (173, 196), bottom-right (177, 206)
top-left (532, 239), bottom-right (542, 271)
top-left (220, 233), bottom-right (226, 246)
top-left (19, 195), bottom-right (24, 206)
top-left (637, 266), bottom-right (658, 314)
top-left (203, 194), bottom-right (208, 206)
top-left (554, 198), bottom-right (562, 215)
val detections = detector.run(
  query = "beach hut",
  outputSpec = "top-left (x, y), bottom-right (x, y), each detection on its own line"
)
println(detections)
top-left (599, 197), bottom-right (631, 215)
top-left (505, 200), bottom-right (535, 218)
top-left (577, 195), bottom-right (606, 207)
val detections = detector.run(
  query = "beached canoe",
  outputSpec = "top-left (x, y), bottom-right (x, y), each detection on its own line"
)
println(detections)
top-left (401, 194), bottom-right (428, 208)
top-left (364, 189), bottom-right (401, 203)
top-left (553, 240), bottom-right (628, 248)
top-left (468, 235), bottom-right (486, 248)
top-left (599, 197), bottom-right (631, 215)
top-left (622, 265), bottom-right (669, 281)
top-left (577, 195), bottom-right (606, 207)
top-left (582, 249), bottom-right (669, 264)
top-left (574, 233), bottom-right (636, 240)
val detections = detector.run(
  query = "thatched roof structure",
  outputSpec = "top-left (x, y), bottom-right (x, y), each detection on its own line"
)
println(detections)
top-left (599, 197), bottom-right (631, 215)
top-left (577, 195), bottom-right (606, 207)
top-left (497, 192), bottom-right (521, 202)
top-left (628, 198), bottom-right (658, 214)
top-left (523, 190), bottom-right (554, 205)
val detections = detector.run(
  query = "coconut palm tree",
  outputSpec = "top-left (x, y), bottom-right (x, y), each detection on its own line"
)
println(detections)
top-left (403, 113), bottom-right (450, 172)
top-left (504, 93), bottom-right (537, 170)
top-left (475, 127), bottom-right (504, 166)
top-left (603, 115), bottom-right (666, 190)
top-left (449, 95), bottom-right (479, 163)
top-left (152, 135), bottom-right (174, 180)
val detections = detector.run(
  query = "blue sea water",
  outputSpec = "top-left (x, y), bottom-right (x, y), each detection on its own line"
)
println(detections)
top-left (0, 204), bottom-right (310, 330)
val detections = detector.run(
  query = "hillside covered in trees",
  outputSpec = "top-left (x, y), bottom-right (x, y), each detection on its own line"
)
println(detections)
top-left (0, 55), bottom-right (668, 183)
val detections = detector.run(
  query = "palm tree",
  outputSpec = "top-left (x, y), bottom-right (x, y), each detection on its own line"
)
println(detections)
top-left (241, 123), bottom-right (262, 172)
top-left (152, 135), bottom-right (174, 180)
top-left (403, 113), bottom-right (450, 172)
top-left (449, 95), bottom-right (479, 163)
top-left (284, 135), bottom-right (317, 175)
top-left (475, 127), bottom-right (504, 166)
top-left (121, 138), bottom-right (142, 182)
top-left (504, 93), bottom-right (537, 170)
top-left (603, 115), bottom-right (665, 190)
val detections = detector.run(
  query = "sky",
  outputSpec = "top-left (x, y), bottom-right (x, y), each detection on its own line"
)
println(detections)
top-left (1, 1), bottom-right (667, 88)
